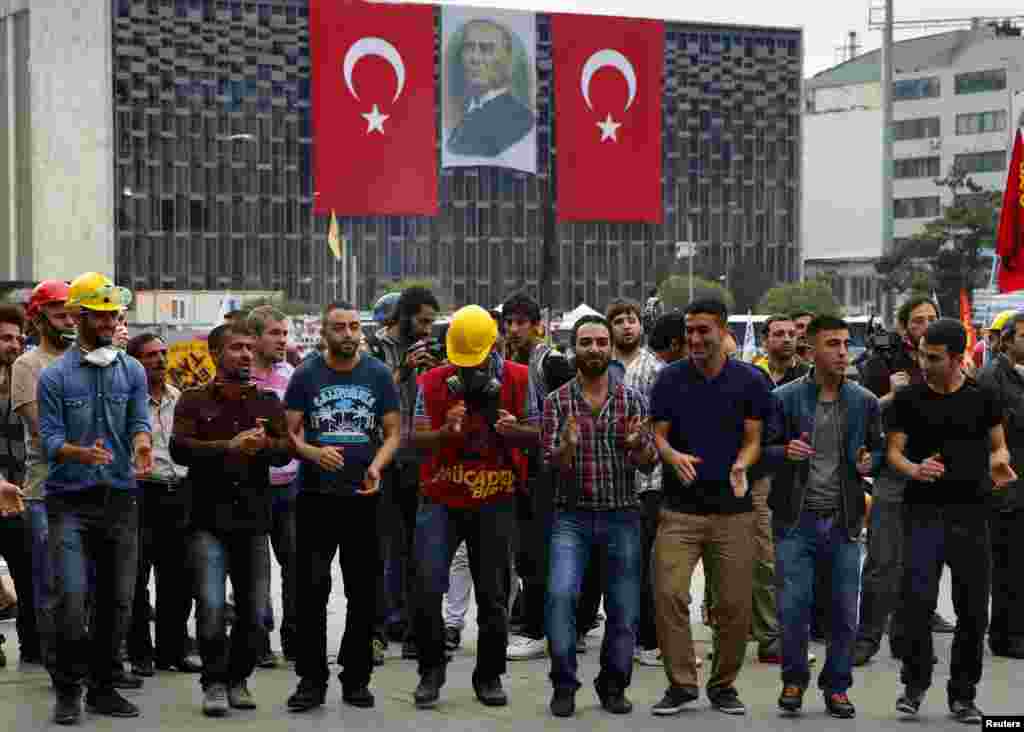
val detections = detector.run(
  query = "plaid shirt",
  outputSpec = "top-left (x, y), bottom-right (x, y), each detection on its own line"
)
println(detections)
top-left (541, 378), bottom-right (654, 511)
top-left (622, 348), bottom-right (664, 494)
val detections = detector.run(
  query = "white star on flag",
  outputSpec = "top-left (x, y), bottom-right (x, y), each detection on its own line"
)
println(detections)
top-left (596, 113), bottom-right (621, 142)
top-left (361, 104), bottom-right (389, 134)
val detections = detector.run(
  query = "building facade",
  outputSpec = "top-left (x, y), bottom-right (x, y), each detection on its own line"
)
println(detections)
top-left (803, 21), bottom-right (1024, 316)
top-left (8, 1), bottom-right (803, 312)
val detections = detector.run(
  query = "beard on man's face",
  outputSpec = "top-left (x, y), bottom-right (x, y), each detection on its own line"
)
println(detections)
top-left (577, 352), bottom-right (610, 378)
top-left (328, 336), bottom-right (359, 358)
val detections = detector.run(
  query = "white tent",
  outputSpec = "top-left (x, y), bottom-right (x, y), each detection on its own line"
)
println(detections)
top-left (556, 303), bottom-right (602, 330)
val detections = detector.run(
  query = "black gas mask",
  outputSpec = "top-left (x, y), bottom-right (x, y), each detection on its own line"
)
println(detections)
top-left (447, 358), bottom-right (502, 425)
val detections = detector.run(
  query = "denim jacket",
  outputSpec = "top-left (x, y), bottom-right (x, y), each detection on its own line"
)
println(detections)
top-left (37, 347), bottom-right (151, 494)
top-left (764, 370), bottom-right (884, 540)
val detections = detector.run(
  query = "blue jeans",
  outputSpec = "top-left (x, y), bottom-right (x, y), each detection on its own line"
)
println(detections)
top-left (545, 508), bottom-right (641, 693)
top-left (47, 489), bottom-right (139, 693)
top-left (188, 530), bottom-right (270, 688)
top-left (26, 500), bottom-right (54, 667)
top-left (775, 511), bottom-right (862, 694)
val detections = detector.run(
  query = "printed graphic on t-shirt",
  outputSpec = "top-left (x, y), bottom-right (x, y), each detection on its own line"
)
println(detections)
top-left (310, 384), bottom-right (379, 447)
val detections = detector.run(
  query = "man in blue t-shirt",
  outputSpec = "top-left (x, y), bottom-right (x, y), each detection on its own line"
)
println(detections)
top-left (283, 302), bottom-right (400, 713)
top-left (648, 299), bottom-right (772, 718)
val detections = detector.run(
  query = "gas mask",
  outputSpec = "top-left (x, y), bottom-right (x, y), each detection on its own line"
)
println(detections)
top-left (83, 346), bottom-right (119, 368)
top-left (446, 357), bottom-right (502, 426)
top-left (36, 314), bottom-right (76, 348)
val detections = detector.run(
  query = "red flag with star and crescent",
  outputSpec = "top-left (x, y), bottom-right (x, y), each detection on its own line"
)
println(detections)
top-left (552, 14), bottom-right (663, 223)
top-left (311, 0), bottom-right (437, 216)
top-left (997, 128), bottom-right (1024, 293)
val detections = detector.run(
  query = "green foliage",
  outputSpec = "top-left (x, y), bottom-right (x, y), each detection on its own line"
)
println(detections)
top-left (756, 277), bottom-right (841, 316)
top-left (239, 294), bottom-right (313, 317)
top-left (658, 275), bottom-right (734, 312)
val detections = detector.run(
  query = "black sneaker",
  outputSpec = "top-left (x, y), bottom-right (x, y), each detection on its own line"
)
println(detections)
top-left (85, 688), bottom-right (140, 718)
top-left (778, 685), bottom-right (804, 714)
top-left (342, 685), bottom-right (375, 708)
top-left (550, 688), bottom-right (576, 718)
top-left (896, 687), bottom-right (925, 716)
top-left (111, 668), bottom-right (144, 689)
top-left (825, 692), bottom-right (856, 719)
top-left (54, 689), bottom-right (82, 726)
top-left (444, 627), bottom-right (461, 652)
top-left (597, 689), bottom-right (633, 714)
top-left (949, 699), bottom-right (983, 725)
top-left (413, 666), bottom-right (445, 709)
top-left (402, 639), bottom-right (419, 660)
top-left (651, 685), bottom-right (699, 715)
top-left (852, 642), bottom-right (876, 667)
top-left (287, 680), bottom-right (326, 712)
top-left (708, 686), bottom-right (746, 715)
top-left (473, 677), bottom-right (508, 707)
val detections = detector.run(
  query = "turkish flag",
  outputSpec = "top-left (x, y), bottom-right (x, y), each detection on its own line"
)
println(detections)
top-left (997, 129), bottom-right (1024, 292)
top-left (552, 14), bottom-right (663, 223)
top-left (311, 0), bottom-right (437, 216)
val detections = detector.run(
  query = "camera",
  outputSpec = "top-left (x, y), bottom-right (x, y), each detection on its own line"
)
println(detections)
top-left (864, 317), bottom-right (900, 355)
top-left (407, 337), bottom-right (446, 368)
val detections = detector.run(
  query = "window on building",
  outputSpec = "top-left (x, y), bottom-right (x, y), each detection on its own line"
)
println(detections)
top-left (955, 110), bottom-right (1007, 135)
top-left (893, 156), bottom-right (941, 179)
top-left (955, 69), bottom-right (1006, 95)
top-left (894, 196), bottom-right (940, 219)
top-left (954, 150), bottom-right (1007, 174)
top-left (893, 77), bottom-right (940, 101)
top-left (893, 116), bottom-right (940, 140)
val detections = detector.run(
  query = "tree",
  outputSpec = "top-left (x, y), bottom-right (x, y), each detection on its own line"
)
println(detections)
top-left (875, 164), bottom-right (1000, 315)
top-left (378, 278), bottom-right (451, 309)
top-left (240, 294), bottom-right (313, 317)
top-left (757, 277), bottom-right (841, 316)
top-left (658, 275), bottom-right (734, 312)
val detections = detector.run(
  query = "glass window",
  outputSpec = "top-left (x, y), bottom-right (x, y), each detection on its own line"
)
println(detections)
top-left (893, 156), bottom-right (940, 179)
top-left (893, 116), bottom-right (940, 140)
top-left (893, 196), bottom-right (940, 219)
top-left (954, 69), bottom-right (1006, 95)
top-left (954, 150), bottom-right (1007, 174)
top-left (955, 110), bottom-right (1007, 135)
top-left (893, 77), bottom-right (940, 101)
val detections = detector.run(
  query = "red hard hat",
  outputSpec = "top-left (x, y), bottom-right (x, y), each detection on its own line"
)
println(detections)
top-left (27, 280), bottom-right (70, 320)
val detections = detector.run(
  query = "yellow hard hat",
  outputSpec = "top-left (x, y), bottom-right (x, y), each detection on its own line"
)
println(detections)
top-left (67, 272), bottom-right (133, 313)
top-left (446, 305), bottom-right (498, 367)
top-left (989, 309), bottom-right (1018, 332)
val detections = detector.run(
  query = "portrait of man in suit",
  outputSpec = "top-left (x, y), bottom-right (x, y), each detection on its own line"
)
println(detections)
top-left (445, 18), bottom-right (535, 159)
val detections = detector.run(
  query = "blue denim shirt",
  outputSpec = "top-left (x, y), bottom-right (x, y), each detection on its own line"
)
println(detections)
top-left (38, 347), bottom-right (151, 494)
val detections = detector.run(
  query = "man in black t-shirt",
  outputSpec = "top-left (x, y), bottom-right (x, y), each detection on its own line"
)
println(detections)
top-left (885, 319), bottom-right (1015, 724)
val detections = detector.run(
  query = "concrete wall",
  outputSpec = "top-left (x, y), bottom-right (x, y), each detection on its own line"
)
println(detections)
top-left (28, 0), bottom-right (114, 282)
top-left (0, 0), bottom-right (32, 282)
top-left (802, 107), bottom-right (883, 262)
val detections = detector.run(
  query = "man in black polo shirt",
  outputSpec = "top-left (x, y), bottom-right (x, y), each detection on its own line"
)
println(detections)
top-left (649, 299), bottom-right (773, 717)
top-left (886, 319), bottom-right (1014, 725)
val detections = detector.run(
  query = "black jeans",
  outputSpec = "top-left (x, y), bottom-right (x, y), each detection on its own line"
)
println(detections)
top-left (47, 489), bottom-right (138, 693)
top-left (0, 512), bottom-right (39, 659)
top-left (127, 483), bottom-right (192, 664)
top-left (295, 491), bottom-right (380, 689)
top-left (188, 529), bottom-right (269, 688)
top-left (899, 505), bottom-right (990, 702)
top-left (413, 498), bottom-right (514, 680)
top-left (989, 508), bottom-right (1024, 646)
top-left (517, 465), bottom-right (552, 640)
top-left (380, 462), bottom-right (419, 637)
top-left (266, 488), bottom-right (298, 655)
top-left (638, 491), bottom-right (663, 651)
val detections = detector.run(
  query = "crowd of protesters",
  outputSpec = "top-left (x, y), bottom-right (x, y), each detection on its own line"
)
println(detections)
top-left (0, 276), bottom-right (1020, 727)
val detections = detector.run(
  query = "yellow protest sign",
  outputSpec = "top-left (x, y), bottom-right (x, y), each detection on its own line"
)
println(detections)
top-left (166, 339), bottom-right (215, 390)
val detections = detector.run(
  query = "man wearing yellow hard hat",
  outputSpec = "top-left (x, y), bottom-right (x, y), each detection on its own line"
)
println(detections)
top-left (974, 310), bottom-right (1018, 370)
top-left (36, 273), bottom-right (154, 724)
top-left (408, 305), bottom-right (531, 710)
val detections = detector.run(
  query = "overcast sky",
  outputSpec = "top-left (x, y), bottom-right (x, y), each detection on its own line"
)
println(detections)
top-left (410, 0), bottom-right (1024, 77)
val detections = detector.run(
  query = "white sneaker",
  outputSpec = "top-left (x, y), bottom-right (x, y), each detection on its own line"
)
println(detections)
top-left (635, 648), bottom-right (662, 667)
top-left (808, 651), bottom-right (817, 665)
top-left (506, 635), bottom-right (547, 661)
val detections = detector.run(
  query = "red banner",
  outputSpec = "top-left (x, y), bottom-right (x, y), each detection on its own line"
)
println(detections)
top-left (997, 129), bottom-right (1024, 293)
top-left (311, 0), bottom-right (437, 216)
top-left (552, 14), bottom-right (663, 223)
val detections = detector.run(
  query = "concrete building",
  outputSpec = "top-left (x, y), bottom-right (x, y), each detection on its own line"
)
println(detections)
top-left (803, 20), bottom-right (1024, 317)
top-left (3, 2), bottom-right (803, 312)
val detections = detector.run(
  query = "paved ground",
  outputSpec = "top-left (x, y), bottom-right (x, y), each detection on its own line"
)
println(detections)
top-left (1, 560), bottom-right (1021, 730)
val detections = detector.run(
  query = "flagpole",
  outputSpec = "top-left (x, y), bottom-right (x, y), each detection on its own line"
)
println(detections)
top-left (333, 252), bottom-right (338, 302)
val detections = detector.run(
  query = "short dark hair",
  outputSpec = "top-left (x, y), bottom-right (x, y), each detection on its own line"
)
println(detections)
top-left (806, 315), bottom-right (849, 340)
top-left (395, 286), bottom-right (440, 339)
top-left (126, 332), bottom-right (163, 359)
top-left (763, 314), bottom-right (794, 337)
top-left (649, 311), bottom-right (685, 351)
top-left (208, 321), bottom-right (252, 355)
top-left (605, 298), bottom-right (642, 325)
top-left (922, 318), bottom-right (967, 356)
top-left (897, 296), bottom-right (938, 328)
top-left (572, 315), bottom-right (610, 347)
top-left (789, 310), bottom-right (814, 322)
top-left (248, 305), bottom-right (288, 336)
top-left (0, 304), bottom-right (25, 332)
top-left (321, 300), bottom-right (357, 324)
top-left (685, 298), bottom-right (728, 324)
top-left (502, 291), bottom-right (540, 324)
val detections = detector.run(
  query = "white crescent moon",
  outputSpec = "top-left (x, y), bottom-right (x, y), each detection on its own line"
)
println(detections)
top-left (581, 49), bottom-right (637, 112)
top-left (343, 37), bottom-right (406, 103)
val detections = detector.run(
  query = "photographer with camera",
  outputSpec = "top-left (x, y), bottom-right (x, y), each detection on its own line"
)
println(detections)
top-left (408, 305), bottom-right (530, 710)
top-left (370, 287), bottom-right (441, 659)
top-left (853, 296), bottom-right (952, 667)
